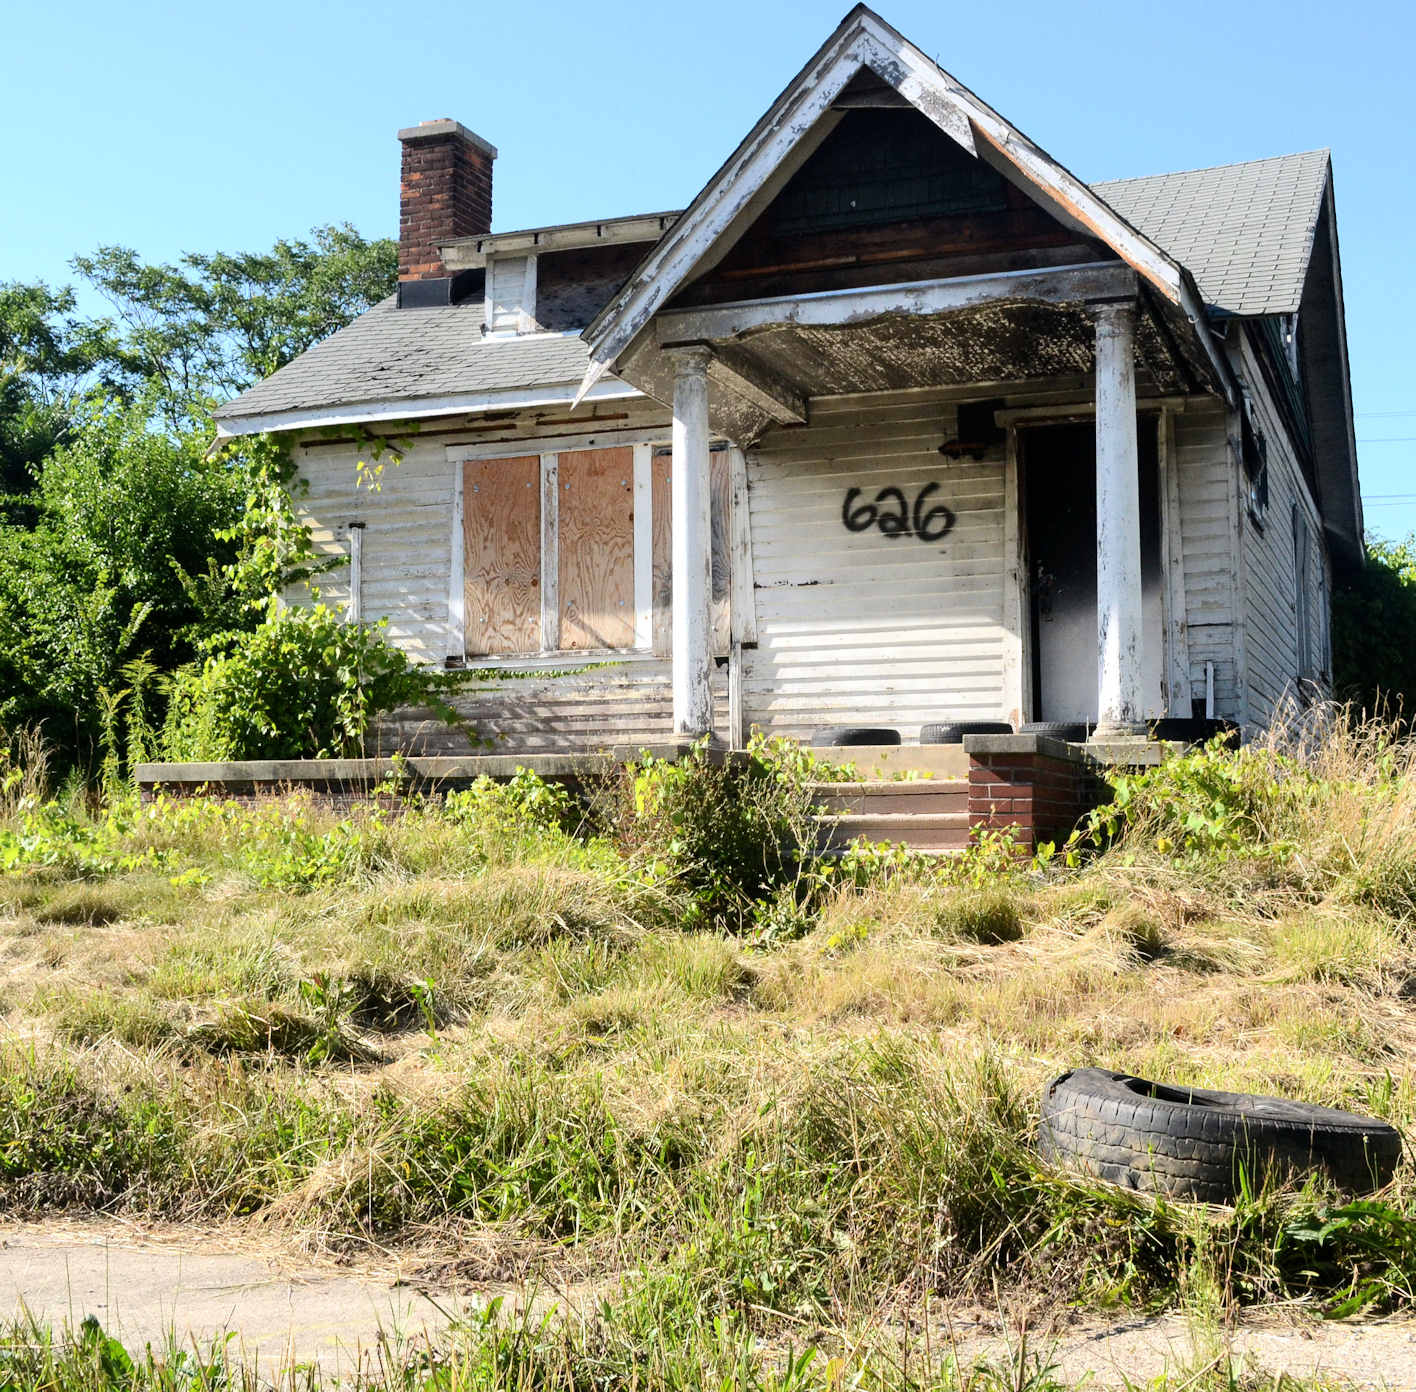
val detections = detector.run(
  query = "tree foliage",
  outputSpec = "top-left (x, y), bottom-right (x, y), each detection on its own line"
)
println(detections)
top-left (1332, 536), bottom-right (1416, 720)
top-left (0, 225), bottom-right (398, 775)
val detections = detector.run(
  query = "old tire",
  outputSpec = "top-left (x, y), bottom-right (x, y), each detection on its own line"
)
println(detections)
top-left (919, 721), bottom-right (1014, 745)
top-left (1020, 720), bottom-right (1091, 742)
top-left (1149, 717), bottom-right (1239, 746)
top-left (1038, 1068), bottom-right (1402, 1204)
top-left (810, 727), bottom-right (902, 748)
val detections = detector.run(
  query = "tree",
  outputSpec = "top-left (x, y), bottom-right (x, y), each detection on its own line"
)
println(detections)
top-left (1331, 536), bottom-right (1416, 720)
top-left (72, 225), bottom-right (396, 428)
top-left (0, 282), bottom-right (122, 506)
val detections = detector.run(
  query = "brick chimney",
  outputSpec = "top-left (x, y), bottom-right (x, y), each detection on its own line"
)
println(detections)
top-left (397, 119), bottom-right (497, 307)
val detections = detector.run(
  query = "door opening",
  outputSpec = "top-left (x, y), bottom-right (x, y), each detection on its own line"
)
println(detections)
top-left (1021, 420), bottom-right (1163, 723)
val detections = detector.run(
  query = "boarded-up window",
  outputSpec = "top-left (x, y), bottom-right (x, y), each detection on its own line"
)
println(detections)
top-left (651, 447), bottom-right (732, 658)
top-left (463, 456), bottom-right (541, 655)
top-left (558, 447), bottom-right (635, 650)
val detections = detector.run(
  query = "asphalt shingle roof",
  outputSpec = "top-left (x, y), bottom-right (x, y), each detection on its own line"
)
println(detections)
top-left (212, 296), bottom-right (594, 423)
top-left (1093, 150), bottom-right (1330, 317)
top-left (214, 151), bottom-right (1332, 425)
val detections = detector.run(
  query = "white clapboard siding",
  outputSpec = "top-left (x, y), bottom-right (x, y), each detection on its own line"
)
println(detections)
top-left (374, 658), bottom-right (729, 755)
top-left (1172, 401), bottom-right (1240, 720)
top-left (743, 390), bottom-right (1006, 741)
top-left (288, 437), bottom-right (455, 665)
top-left (1234, 335), bottom-right (1332, 725)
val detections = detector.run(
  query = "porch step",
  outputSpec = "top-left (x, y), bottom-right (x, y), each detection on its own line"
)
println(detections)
top-left (820, 812), bottom-right (971, 852)
top-left (811, 779), bottom-right (972, 852)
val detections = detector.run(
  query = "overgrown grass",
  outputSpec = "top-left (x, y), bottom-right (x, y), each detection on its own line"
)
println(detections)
top-left (2, 712), bottom-right (1416, 1367)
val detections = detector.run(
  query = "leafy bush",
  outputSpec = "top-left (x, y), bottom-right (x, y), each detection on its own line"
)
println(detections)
top-left (161, 604), bottom-right (460, 761)
top-left (1333, 535), bottom-right (1416, 718)
top-left (613, 737), bottom-right (822, 930)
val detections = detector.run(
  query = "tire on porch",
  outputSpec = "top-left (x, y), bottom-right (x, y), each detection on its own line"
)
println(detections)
top-left (918, 721), bottom-right (1014, 745)
top-left (810, 727), bottom-right (902, 747)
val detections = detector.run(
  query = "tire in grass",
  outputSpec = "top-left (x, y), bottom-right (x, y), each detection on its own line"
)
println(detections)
top-left (1038, 1068), bottom-right (1402, 1204)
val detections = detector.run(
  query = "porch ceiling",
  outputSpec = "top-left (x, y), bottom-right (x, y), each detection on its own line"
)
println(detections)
top-left (612, 268), bottom-right (1194, 443)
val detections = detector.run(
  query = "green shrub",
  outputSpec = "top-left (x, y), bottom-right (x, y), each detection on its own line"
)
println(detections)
top-left (162, 604), bottom-right (459, 761)
top-left (614, 737), bottom-right (821, 930)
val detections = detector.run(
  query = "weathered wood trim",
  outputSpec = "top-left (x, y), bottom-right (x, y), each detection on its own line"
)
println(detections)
top-left (539, 453), bottom-right (559, 651)
top-left (445, 426), bottom-right (669, 463)
top-left (1002, 426), bottom-right (1025, 727)
top-left (729, 640), bottom-right (745, 749)
top-left (448, 464), bottom-right (465, 658)
top-left (995, 395), bottom-right (1190, 425)
top-left (702, 349), bottom-right (808, 425)
top-left (1224, 406), bottom-right (1251, 731)
top-left (518, 254), bottom-right (538, 335)
top-left (213, 377), bottom-right (642, 440)
top-left (1157, 410), bottom-right (1192, 715)
top-left (347, 522), bottom-right (364, 625)
top-left (632, 443), bottom-right (654, 649)
top-left (575, 8), bottom-right (1234, 408)
top-left (655, 263), bottom-right (1137, 345)
top-left (727, 445), bottom-right (757, 646)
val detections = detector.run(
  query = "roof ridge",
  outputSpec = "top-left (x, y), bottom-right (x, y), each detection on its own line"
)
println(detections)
top-left (1092, 148), bottom-right (1330, 189)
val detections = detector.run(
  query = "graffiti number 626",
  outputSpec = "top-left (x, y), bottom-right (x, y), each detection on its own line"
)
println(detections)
top-left (841, 482), bottom-right (956, 545)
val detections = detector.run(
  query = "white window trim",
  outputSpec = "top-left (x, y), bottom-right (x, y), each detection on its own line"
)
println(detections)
top-left (448, 432), bottom-right (673, 665)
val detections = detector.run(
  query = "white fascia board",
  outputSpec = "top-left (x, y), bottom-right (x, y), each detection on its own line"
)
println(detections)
top-left (441, 212), bottom-right (681, 271)
top-left (575, 7), bottom-right (1205, 409)
top-left (210, 377), bottom-right (642, 440)
top-left (655, 263), bottom-right (1138, 342)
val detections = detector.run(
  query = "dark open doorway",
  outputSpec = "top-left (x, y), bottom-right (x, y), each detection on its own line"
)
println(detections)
top-left (1021, 420), bottom-right (1164, 723)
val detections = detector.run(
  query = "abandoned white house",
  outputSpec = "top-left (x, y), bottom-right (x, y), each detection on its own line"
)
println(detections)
top-left (211, 5), bottom-right (1361, 756)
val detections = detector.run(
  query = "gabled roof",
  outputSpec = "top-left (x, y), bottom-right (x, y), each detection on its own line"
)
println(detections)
top-left (1095, 150), bottom-right (1332, 317)
top-left (211, 297), bottom-right (635, 438)
top-left (576, 3), bottom-right (1231, 406)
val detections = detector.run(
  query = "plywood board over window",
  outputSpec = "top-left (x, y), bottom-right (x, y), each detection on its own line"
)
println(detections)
top-left (463, 456), bottom-right (541, 655)
top-left (558, 447), bottom-right (636, 650)
top-left (651, 448), bottom-right (732, 657)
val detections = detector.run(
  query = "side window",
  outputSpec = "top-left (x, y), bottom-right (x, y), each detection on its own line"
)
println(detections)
top-left (1242, 397), bottom-right (1269, 527)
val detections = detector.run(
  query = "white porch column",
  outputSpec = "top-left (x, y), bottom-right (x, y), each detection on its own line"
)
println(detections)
top-left (670, 345), bottom-right (714, 737)
top-left (1093, 300), bottom-right (1145, 737)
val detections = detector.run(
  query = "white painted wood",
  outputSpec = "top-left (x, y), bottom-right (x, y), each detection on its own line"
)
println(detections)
top-left (440, 211), bottom-right (682, 271)
top-left (518, 254), bottom-right (538, 335)
top-left (1224, 405), bottom-right (1252, 732)
top-left (996, 396), bottom-right (1190, 425)
top-left (671, 347), bottom-right (715, 736)
top-left (1158, 410), bottom-right (1192, 716)
top-left (632, 443), bottom-right (653, 649)
top-left (348, 523), bottom-right (364, 625)
top-left (448, 461), bottom-right (465, 659)
top-left (214, 377), bottom-right (642, 440)
top-left (540, 453), bottom-right (559, 652)
top-left (742, 390), bottom-right (1007, 743)
top-left (447, 425), bottom-right (670, 463)
top-left (728, 640), bottom-right (745, 749)
top-left (487, 255), bottom-right (529, 335)
top-left (1093, 300), bottom-right (1144, 734)
top-left (1002, 426), bottom-right (1024, 728)
top-left (727, 446), bottom-right (757, 646)
top-left (702, 350), bottom-right (808, 425)
top-left (574, 7), bottom-right (1241, 410)
top-left (656, 264), bottom-right (1137, 346)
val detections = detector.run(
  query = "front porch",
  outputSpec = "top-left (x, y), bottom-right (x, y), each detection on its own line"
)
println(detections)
top-left (635, 261), bottom-right (1216, 748)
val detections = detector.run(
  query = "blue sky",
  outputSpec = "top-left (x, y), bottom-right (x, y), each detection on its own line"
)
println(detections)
top-left (6, 0), bottom-right (1413, 538)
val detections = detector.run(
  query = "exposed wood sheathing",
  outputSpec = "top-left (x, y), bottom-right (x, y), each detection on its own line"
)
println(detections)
top-left (462, 456), bottom-right (541, 655)
top-left (556, 448), bottom-right (636, 650)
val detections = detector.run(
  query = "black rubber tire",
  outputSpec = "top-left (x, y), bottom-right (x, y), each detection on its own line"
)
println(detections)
top-left (810, 727), bottom-right (902, 748)
top-left (1038, 1068), bottom-right (1402, 1204)
top-left (918, 721), bottom-right (1014, 745)
top-left (1019, 720), bottom-right (1091, 742)
top-left (1149, 717), bottom-right (1239, 746)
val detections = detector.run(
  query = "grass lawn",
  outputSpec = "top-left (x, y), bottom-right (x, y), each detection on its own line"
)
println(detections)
top-left (1, 721), bottom-right (1413, 1389)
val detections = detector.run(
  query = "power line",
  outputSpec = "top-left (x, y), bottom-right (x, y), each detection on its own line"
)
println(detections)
top-left (1357, 437), bottom-right (1416, 444)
